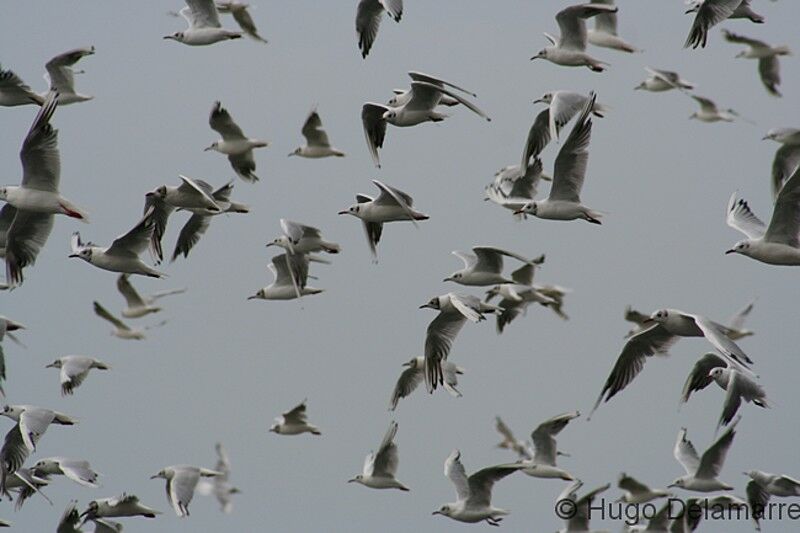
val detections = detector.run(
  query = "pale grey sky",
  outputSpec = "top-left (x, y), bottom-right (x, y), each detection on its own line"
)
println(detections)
top-left (2, 0), bottom-right (799, 531)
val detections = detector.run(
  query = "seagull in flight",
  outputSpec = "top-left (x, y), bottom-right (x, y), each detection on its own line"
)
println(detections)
top-left (216, 1), bottom-right (268, 43)
top-left (165, 0), bottom-right (242, 45)
top-left (288, 106), bottom-right (345, 158)
top-left (205, 101), bottom-right (268, 182)
top-left (0, 47), bottom-right (95, 107)
top-left (348, 420), bottom-right (409, 491)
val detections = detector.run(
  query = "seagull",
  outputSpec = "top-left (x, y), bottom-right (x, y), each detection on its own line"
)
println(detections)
top-left (269, 399), bottom-right (321, 435)
top-left (361, 81), bottom-right (490, 167)
top-left (45, 356), bottom-right (110, 396)
top-left (93, 301), bottom-right (148, 340)
top-left (356, 0), bottom-right (402, 58)
top-left (627, 301), bottom-right (755, 340)
top-left (267, 219), bottom-right (340, 255)
top-left (0, 47), bottom-right (94, 107)
top-left (0, 405), bottom-right (77, 491)
top-left (532, 90), bottom-right (608, 141)
top-left (338, 180), bottom-right (429, 259)
top-left (80, 494), bottom-right (161, 522)
top-left (617, 473), bottom-right (670, 504)
top-left (556, 480), bottom-right (611, 533)
top-left (684, 0), bottom-right (763, 49)
top-left (531, 3), bottom-right (618, 72)
top-left (205, 101), bottom-right (268, 182)
top-left (669, 417), bottom-right (740, 492)
top-left (680, 354), bottom-right (768, 429)
top-left (517, 411), bottom-right (579, 480)
top-left (389, 356), bottom-right (463, 411)
top-left (635, 67), bottom-right (695, 92)
top-left (150, 465), bottom-right (222, 517)
top-left (164, 0), bottom-right (242, 45)
top-left (687, 94), bottom-right (739, 122)
top-left (445, 247), bottom-right (543, 286)
top-left (289, 106), bottom-right (345, 158)
top-left (3, 468), bottom-right (52, 510)
top-left (485, 262), bottom-right (565, 333)
top-left (116, 274), bottom-right (186, 318)
top-left (493, 417), bottom-right (532, 460)
top-left (349, 420), bottom-right (409, 491)
top-left (485, 159), bottom-right (551, 218)
top-left (763, 128), bottom-right (800, 197)
top-left (69, 207), bottom-right (165, 278)
top-left (723, 30), bottom-right (790, 97)
top-left (2, 92), bottom-right (89, 287)
top-left (216, 1), bottom-right (268, 43)
top-left (248, 253), bottom-right (326, 300)
top-left (586, 0), bottom-right (640, 53)
top-left (726, 169), bottom-right (800, 265)
top-left (172, 180), bottom-right (249, 261)
top-left (590, 308), bottom-right (755, 419)
top-left (515, 93), bottom-right (603, 224)
top-left (432, 450), bottom-right (524, 525)
top-left (196, 443), bottom-right (241, 514)
top-left (0, 316), bottom-right (25, 394)
top-left (745, 470), bottom-right (800, 518)
top-left (387, 71), bottom-right (477, 108)
top-left (31, 457), bottom-right (100, 487)
top-left (420, 293), bottom-right (499, 392)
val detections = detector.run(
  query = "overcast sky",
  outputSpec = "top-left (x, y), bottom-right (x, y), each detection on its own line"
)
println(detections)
top-left (2, 0), bottom-right (799, 531)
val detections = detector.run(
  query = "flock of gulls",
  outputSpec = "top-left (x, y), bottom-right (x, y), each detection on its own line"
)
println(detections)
top-left (0, 0), bottom-right (798, 530)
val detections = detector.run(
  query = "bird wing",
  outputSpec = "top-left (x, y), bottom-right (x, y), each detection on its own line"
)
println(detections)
top-left (696, 416), bottom-right (740, 479)
top-left (116, 274), bottom-right (146, 308)
top-left (520, 109), bottom-right (552, 170)
top-left (361, 103), bottom-right (389, 168)
top-left (511, 263), bottom-right (535, 286)
top-left (684, 0), bottom-right (741, 49)
top-left (59, 459), bottom-right (99, 487)
top-left (771, 144), bottom-right (800, 199)
top-left (0, 67), bottom-right (43, 105)
top-left (746, 480), bottom-right (769, 530)
top-left (720, 370), bottom-right (765, 428)
top-left (20, 92), bottom-right (60, 192)
top-left (107, 207), bottom-right (156, 257)
top-left (142, 193), bottom-right (173, 264)
top-left (618, 473), bottom-right (650, 495)
top-left (466, 463), bottom-right (523, 508)
top-left (229, 4), bottom-right (266, 42)
top-left (372, 420), bottom-right (399, 476)
top-left (372, 180), bottom-right (415, 208)
top-left (407, 71), bottom-right (476, 96)
top-left (531, 411), bottom-right (579, 466)
top-left (764, 166), bottom-right (800, 247)
top-left (4, 211), bottom-right (54, 287)
top-left (691, 94), bottom-right (718, 113)
top-left (209, 101), bottom-right (246, 140)
top-left (406, 81), bottom-right (490, 120)
top-left (282, 400), bottom-right (308, 425)
top-left (680, 352), bottom-right (727, 403)
top-left (593, 0), bottom-right (618, 35)
top-left (569, 483), bottom-right (611, 531)
top-left (674, 427), bottom-right (701, 475)
top-left (759, 56), bottom-right (782, 97)
top-left (444, 450), bottom-right (471, 501)
top-left (44, 47), bottom-right (93, 94)
top-left (424, 308), bottom-right (469, 392)
top-left (556, 4), bottom-right (617, 50)
top-left (726, 193), bottom-right (766, 239)
top-left (721, 29), bottom-right (768, 49)
top-left (60, 359), bottom-right (90, 395)
top-left (509, 158), bottom-right (543, 200)
top-left (184, 0), bottom-right (221, 28)
top-left (549, 92), bottom-right (596, 203)
top-left (452, 250), bottom-right (477, 269)
top-left (301, 106), bottom-right (331, 147)
top-left (93, 301), bottom-right (130, 331)
top-left (389, 365), bottom-right (422, 411)
top-left (683, 314), bottom-right (753, 370)
top-left (356, 0), bottom-right (401, 58)
top-left (172, 215), bottom-right (211, 262)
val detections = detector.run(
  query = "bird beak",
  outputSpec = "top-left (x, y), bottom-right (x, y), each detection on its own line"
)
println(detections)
top-left (419, 303), bottom-right (433, 309)
top-left (513, 208), bottom-right (525, 215)
top-left (761, 135), bottom-right (769, 141)
top-left (642, 318), bottom-right (655, 324)
top-left (432, 511), bottom-right (442, 516)
top-left (443, 277), bottom-right (451, 282)
top-left (247, 295), bottom-right (258, 300)
top-left (337, 210), bottom-right (349, 215)
top-left (265, 242), bottom-right (275, 248)
top-left (203, 145), bottom-right (214, 152)
top-left (347, 478), bottom-right (356, 483)
top-left (667, 483), bottom-right (677, 488)
top-left (725, 249), bottom-right (736, 255)
top-left (68, 253), bottom-right (79, 258)
top-left (45, 363), bottom-right (56, 368)
top-left (163, 35), bottom-right (175, 40)
top-left (287, 152), bottom-right (295, 157)
top-left (532, 98), bottom-right (544, 104)
top-left (149, 474), bottom-right (159, 479)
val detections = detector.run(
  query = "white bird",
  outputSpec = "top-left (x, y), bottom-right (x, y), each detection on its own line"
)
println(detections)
top-left (586, 0), bottom-right (640, 53)
top-left (726, 169), bottom-right (800, 265)
top-left (685, 0), bottom-right (763, 49)
top-left (248, 253), bottom-right (325, 300)
top-left (196, 442), bottom-right (241, 514)
top-left (289, 106), bottom-right (345, 158)
top-left (763, 128), bottom-right (800, 197)
top-left (361, 81), bottom-right (490, 167)
top-left (348, 420), bottom-right (409, 491)
top-left (485, 159), bottom-right (551, 218)
top-left (723, 30), bottom-right (790, 97)
top-left (45, 356), bottom-right (110, 396)
top-left (31, 457), bottom-right (100, 487)
top-left (267, 219), bottom-right (340, 255)
top-left (557, 480), bottom-right (611, 533)
top-left (116, 274), bottom-right (186, 318)
top-left (164, 0), bottom-right (242, 45)
top-left (0, 47), bottom-right (94, 107)
top-left (687, 94), bottom-right (740, 122)
top-left (617, 473), bottom-right (670, 504)
top-left (172, 180), bottom-right (249, 262)
top-left (150, 465), bottom-right (222, 517)
top-left (205, 101), bottom-right (268, 182)
top-left (356, 0), bottom-right (402, 58)
top-left (70, 207), bottom-right (165, 278)
top-left (80, 493), bottom-right (161, 522)
top-left (534, 90), bottom-right (608, 143)
top-left (531, 3), bottom-right (618, 72)
top-left (387, 71), bottom-right (476, 108)
top-left (445, 247), bottom-right (542, 286)
top-left (746, 470), bottom-right (800, 504)
top-left (723, 300), bottom-right (756, 340)
top-left (669, 417), bottom-right (740, 492)
top-left (0, 405), bottom-right (77, 490)
top-left (1, 93), bottom-right (89, 287)
top-left (92, 301), bottom-right (147, 340)
top-left (493, 417), bottom-right (532, 460)
top-left (485, 263), bottom-right (569, 333)
top-left (389, 356), bottom-right (463, 411)
top-left (518, 411), bottom-right (580, 480)
top-left (339, 180), bottom-right (429, 258)
top-left (432, 450), bottom-right (524, 525)
top-left (216, 1), bottom-right (268, 43)
top-left (591, 308), bottom-right (755, 418)
top-left (516, 93), bottom-right (603, 224)
top-left (268, 399), bottom-right (321, 435)
top-left (420, 293), bottom-right (498, 393)
top-left (635, 67), bottom-right (695, 92)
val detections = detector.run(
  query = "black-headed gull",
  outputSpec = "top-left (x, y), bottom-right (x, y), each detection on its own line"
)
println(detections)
top-left (165, 0), bottom-right (242, 45)
top-left (445, 247), bottom-right (542, 287)
top-left (389, 356), bottom-right (463, 411)
top-left (150, 465), bottom-right (222, 517)
top-left (45, 356), bottom-right (109, 396)
top-left (289, 106), bottom-right (345, 158)
top-left (532, 90), bottom-right (608, 140)
top-left (116, 274), bottom-right (186, 318)
top-left (268, 399), bottom-right (321, 435)
top-left (205, 101), bottom-right (268, 182)
top-left (635, 67), bottom-right (695, 92)
top-left (31, 457), bottom-right (100, 488)
top-left (217, 1), bottom-right (268, 43)
top-left (0, 47), bottom-right (94, 107)
top-left (80, 493), bottom-right (161, 522)
top-left (723, 30), bottom-right (790, 97)
top-left (267, 219), bottom-right (340, 255)
top-left (248, 253), bottom-right (326, 300)
top-left (669, 418), bottom-right (740, 492)
top-left (517, 411), bottom-right (579, 480)
top-left (196, 443), bottom-right (241, 514)
top-left (349, 420), bottom-right (409, 491)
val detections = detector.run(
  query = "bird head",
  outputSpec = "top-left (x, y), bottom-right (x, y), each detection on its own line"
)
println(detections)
top-left (419, 297), bottom-right (441, 310)
top-left (347, 475), bottom-right (364, 484)
top-left (288, 147), bottom-right (302, 157)
top-left (432, 505), bottom-right (453, 517)
top-left (69, 247), bottom-right (93, 261)
top-left (533, 92), bottom-right (553, 105)
top-left (726, 240), bottom-right (750, 256)
top-left (248, 289), bottom-right (266, 301)
top-left (163, 32), bottom-right (184, 41)
top-left (45, 360), bottom-right (62, 369)
top-left (150, 469), bottom-right (167, 480)
top-left (514, 201), bottom-right (536, 216)
top-left (338, 204), bottom-right (360, 217)
top-left (444, 272), bottom-right (463, 283)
